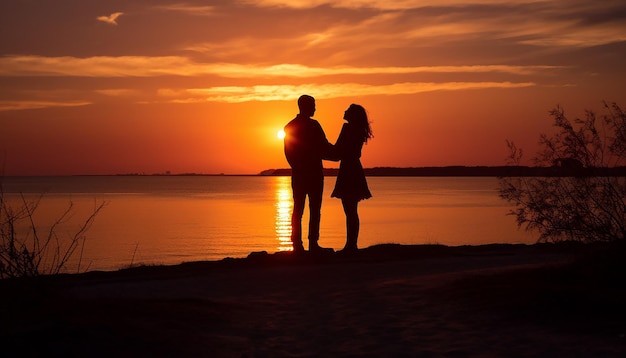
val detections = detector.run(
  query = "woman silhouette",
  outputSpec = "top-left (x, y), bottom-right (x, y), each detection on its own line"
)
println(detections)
top-left (331, 104), bottom-right (373, 254)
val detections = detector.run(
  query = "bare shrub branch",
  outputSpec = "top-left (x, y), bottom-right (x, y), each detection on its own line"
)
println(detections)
top-left (1, 182), bottom-right (106, 279)
top-left (499, 102), bottom-right (626, 243)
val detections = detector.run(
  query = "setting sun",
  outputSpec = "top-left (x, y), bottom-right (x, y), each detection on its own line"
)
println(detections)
top-left (277, 129), bottom-right (286, 140)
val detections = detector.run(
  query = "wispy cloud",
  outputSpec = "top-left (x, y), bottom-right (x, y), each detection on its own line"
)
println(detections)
top-left (0, 56), bottom-right (561, 78)
top-left (181, 2), bottom-right (626, 67)
top-left (518, 21), bottom-right (626, 47)
top-left (0, 56), bottom-right (193, 77)
top-left (0, 100), bottom-right (91, 112)
top-left (94, 89), bottom-right (143, 97)
top-left (244, 0), bottom-right (542, 10)
top-left (329, 6), bottom-right (626, 50)
top-left (154, 3), bottom-right (215, 16)
top-left (96, 12), bottom-right (124, 26)
top-left (169, 81), bottom-right (537, 103)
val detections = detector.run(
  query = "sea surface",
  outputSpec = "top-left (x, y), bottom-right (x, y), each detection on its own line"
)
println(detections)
top-left (1, 175), bottom-right (535, 272)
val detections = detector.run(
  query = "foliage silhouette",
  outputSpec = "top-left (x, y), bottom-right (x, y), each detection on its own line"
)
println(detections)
top-left (0, 184), bottom-right (105, 279)
top-left (499, 102), bottom-right (626, 243)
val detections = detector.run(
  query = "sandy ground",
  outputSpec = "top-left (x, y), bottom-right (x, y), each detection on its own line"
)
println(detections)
top-left (1, 243), bottom-right (625, 357)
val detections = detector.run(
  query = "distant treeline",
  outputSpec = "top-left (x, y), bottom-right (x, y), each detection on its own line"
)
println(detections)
top-left (259, 166), bottom-right (626, 177)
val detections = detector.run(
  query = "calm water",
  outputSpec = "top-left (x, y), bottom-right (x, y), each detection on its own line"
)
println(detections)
top-left (1, 176), bottom-right (534, 272)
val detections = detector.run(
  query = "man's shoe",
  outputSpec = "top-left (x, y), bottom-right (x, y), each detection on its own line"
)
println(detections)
top-left (292, 242), bottom-right (305, 255)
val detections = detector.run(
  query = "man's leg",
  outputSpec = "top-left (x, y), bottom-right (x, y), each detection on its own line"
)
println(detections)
top-left (308, 188), bottom-right (322, 245)
top-left (308, 176), bottom-right (331, 252)
top-left (291, 177), bottom-right (306, 253)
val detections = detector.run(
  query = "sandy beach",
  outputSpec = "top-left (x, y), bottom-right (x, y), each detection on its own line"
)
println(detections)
top-left (1, 243), bottom-right (624, 357)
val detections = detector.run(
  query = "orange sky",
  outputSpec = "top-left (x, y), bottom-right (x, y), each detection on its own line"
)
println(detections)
top-left (1, 0), bottom-right (625, 175)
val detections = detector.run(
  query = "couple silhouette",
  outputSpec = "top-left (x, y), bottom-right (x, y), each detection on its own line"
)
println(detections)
top-left (284, 95), bottom-right (373, 255)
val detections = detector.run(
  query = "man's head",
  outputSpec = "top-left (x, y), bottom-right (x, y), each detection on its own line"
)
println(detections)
top-left (297, 95), bottom-right (316, 117)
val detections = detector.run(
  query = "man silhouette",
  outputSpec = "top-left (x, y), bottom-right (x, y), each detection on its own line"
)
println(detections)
top-left (284, 95), bottom-right (335, 254)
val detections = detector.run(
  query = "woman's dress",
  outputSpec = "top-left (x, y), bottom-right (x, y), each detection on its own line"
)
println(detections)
top-left (331, 123), bottom-right (372, 201)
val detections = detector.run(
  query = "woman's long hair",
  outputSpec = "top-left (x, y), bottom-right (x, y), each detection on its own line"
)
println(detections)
top-left (348, 104), bottom-right (374, 143)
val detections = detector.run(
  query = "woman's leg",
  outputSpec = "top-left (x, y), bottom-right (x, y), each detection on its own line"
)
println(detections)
top-left (341, 199), bottom-right (360, 251)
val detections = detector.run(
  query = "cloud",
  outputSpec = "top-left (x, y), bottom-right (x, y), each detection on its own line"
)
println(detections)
top-left (97, 12), bottom-right (124, 25)
top-left (170, 81), bottom-right (537, 103)
top-left (244, 0), bottom-right (546, 10)
top-left (518, 21), bottom-right (626, 47)
top-left (154, 3), bottom-right (215, 16)
top-left (0, 56), bottom-right (561, 78)
top-left (219, 64), bottom-right (562, 77)
top-left (94, 89), bottom-right (143, 97)
top-left (331, 5), bottom-right (626, 50)
top-left (179, 2), bottom-right (626, 68)
top-left (0, 56), bottom-right (192, 77)
top-left (0, 100), bottom-right (91, 112)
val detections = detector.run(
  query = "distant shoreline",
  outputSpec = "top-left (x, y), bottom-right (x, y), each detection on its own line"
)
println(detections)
top-left (4, 165), bottom-right (626, 177)
top-left (260, 165), bottom-right (626, 177)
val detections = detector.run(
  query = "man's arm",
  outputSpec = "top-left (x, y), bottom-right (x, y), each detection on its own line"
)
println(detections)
top-left (283, 122), bottom-right (299, 167)
top-left (315, 121), bottom-right (339, 161)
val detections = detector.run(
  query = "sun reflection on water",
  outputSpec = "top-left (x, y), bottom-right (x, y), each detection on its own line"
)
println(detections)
top-left (275, 176), bottom-right (293, 252)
